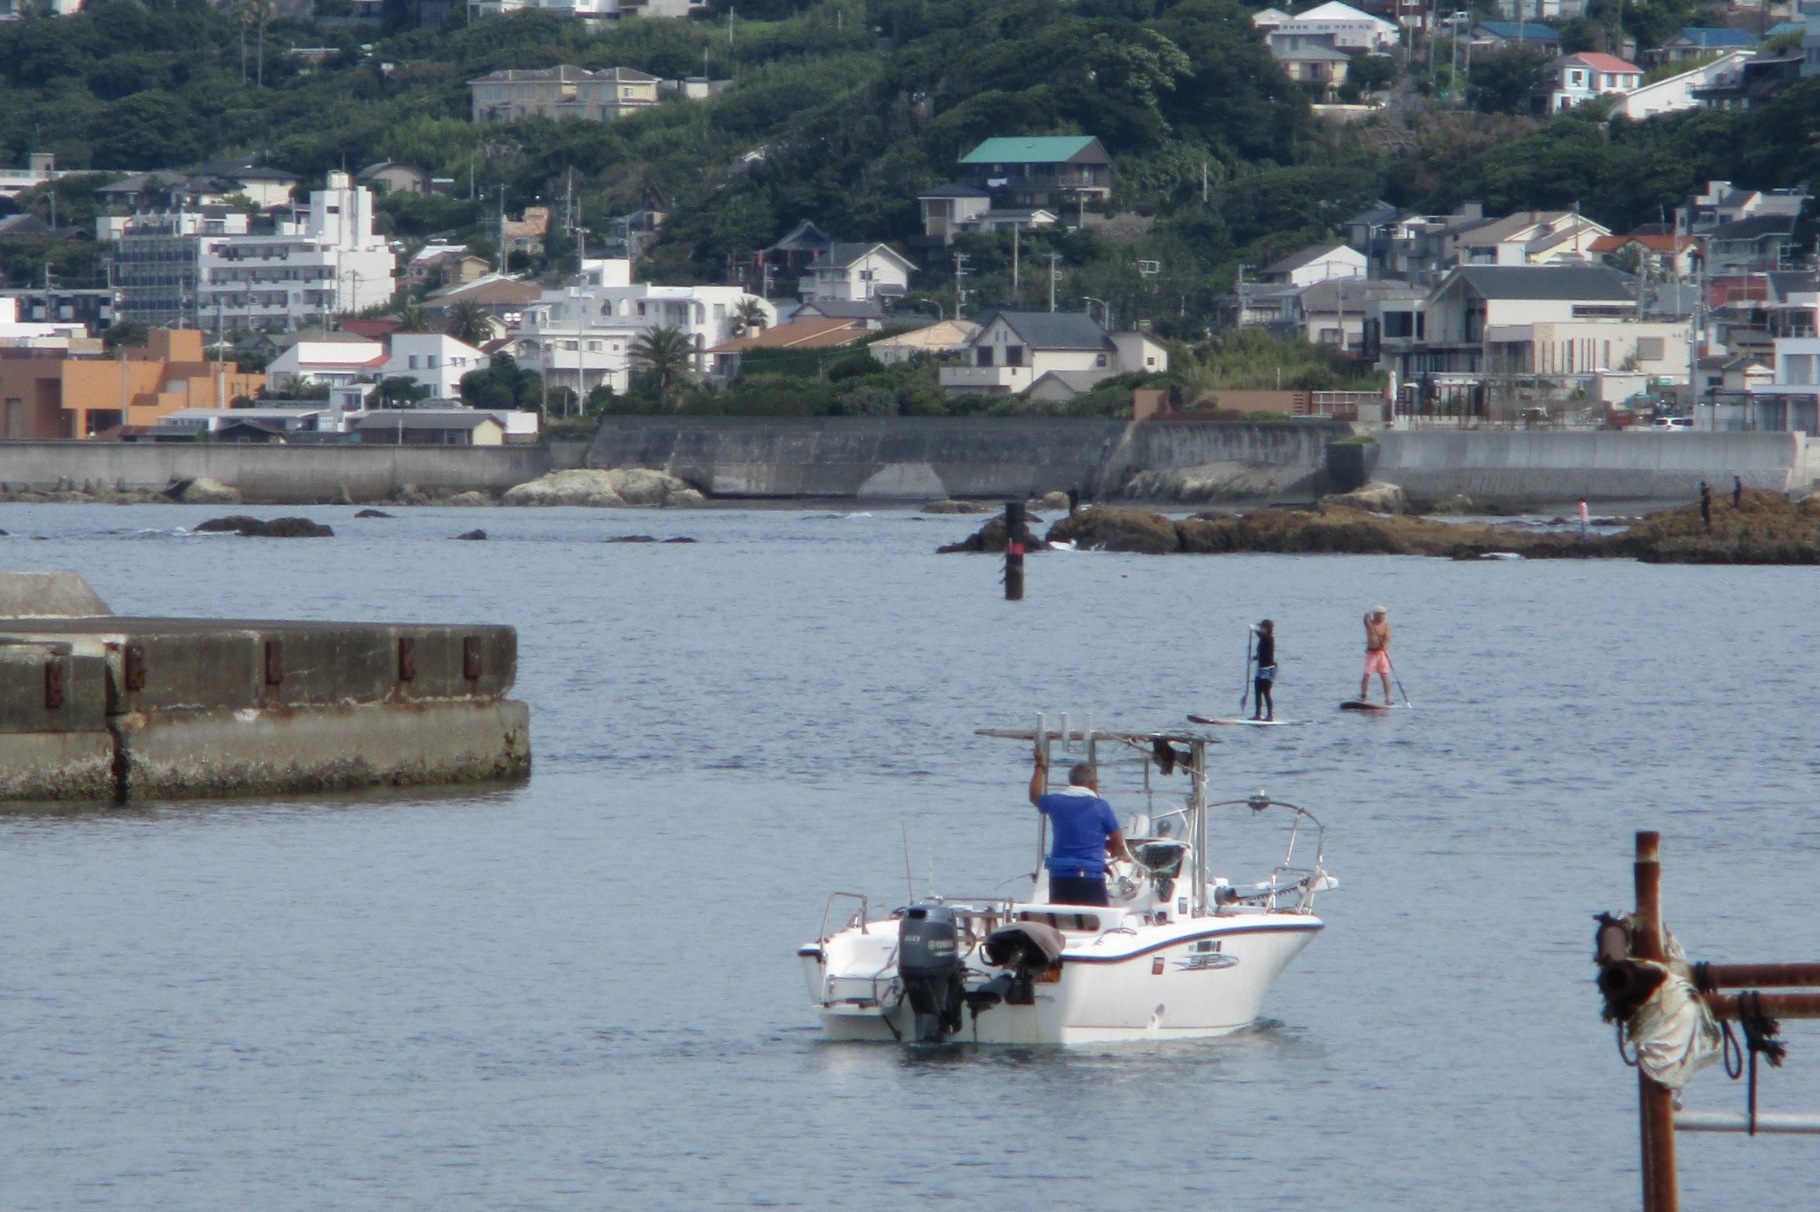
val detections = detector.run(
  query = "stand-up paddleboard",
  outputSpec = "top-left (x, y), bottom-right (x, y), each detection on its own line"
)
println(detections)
top-left (1339, 700), bottom-right (1399, 712)
top-left (1187, 714), bottom-right (1304, 727)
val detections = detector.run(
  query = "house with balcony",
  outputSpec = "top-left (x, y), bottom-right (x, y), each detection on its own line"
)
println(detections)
top-left (1614, 50), bottom-right (1752, 119)
top-left (798, 243), bottom-right (913, 304)
top-left (1379, 265), bottom-right (1689, 390)
top-left (938, 310), bottom-right (1167, 399)
top-left (955, 137), bottom-right (1113, 208)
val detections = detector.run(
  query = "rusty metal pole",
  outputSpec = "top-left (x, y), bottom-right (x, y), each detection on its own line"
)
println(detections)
top-left (1004, 500), bottom-right (1025, 601)
top-left (1634, 830), bottom-right (1679, 1212)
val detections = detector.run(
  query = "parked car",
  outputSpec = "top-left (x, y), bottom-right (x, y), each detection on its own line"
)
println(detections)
top-left (1651, 417), bottom-right (1692, 431)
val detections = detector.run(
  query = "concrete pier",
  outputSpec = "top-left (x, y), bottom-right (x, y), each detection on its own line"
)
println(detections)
top-left (0, 575), bottom-right (530, 802)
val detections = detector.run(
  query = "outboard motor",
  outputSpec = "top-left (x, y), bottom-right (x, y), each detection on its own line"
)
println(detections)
top-left (898, 905), bottom-right (964, 1042)
top-left (967, 921), bottom-right (1066, 1018)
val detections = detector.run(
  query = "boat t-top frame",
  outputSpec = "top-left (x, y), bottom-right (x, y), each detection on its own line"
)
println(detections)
top-left (978, 713), bottom-right (1330, 918)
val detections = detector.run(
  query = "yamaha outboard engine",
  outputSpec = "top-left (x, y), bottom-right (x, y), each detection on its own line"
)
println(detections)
top-left (898, 906), bottom-right (964, 1042)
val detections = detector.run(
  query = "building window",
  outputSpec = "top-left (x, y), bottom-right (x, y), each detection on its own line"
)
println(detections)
top-left (1004, 345), bottom-right (1023, 367)
top-left (1095, 353), bottom-right (1108, 368)
top-left (976, 347), bottom-right (994, 367)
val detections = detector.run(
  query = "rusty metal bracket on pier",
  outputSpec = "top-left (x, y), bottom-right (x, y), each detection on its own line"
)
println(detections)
top-left (1598, 832), bottom-right (1820, 1212)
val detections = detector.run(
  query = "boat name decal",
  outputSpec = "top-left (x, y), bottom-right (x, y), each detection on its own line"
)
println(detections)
top-left (1175, 952), bottom-right (1240, 971)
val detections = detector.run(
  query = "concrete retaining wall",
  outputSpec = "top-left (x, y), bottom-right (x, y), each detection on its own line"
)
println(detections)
top-left (0, 440), bottom-right (588, 502)
top-left (588, 417), bottom-right (1334, 501)
top-left (1373, 431), bottom-right (1813, 504)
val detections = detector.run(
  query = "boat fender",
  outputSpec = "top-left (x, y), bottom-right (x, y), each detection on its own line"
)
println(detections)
top-left (899, 905), bottom-right (965, 1041)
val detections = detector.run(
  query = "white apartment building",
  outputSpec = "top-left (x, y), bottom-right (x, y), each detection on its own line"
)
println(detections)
top-left (513, 259), bottom-right (772, 398)
top-left (196, 173), bottom-right (395, 331)
top-left (109, 209), bottom-right (252, 328)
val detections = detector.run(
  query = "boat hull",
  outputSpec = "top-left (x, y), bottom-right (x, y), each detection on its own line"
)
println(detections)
top-left (809, 915), bottom-right (1322, 1045)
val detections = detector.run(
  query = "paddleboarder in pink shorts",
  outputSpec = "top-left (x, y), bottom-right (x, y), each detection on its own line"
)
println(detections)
top-left (1361, 605), bottom-right (1392, 705)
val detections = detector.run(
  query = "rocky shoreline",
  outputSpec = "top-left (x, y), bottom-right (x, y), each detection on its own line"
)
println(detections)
top-left (940, 490), bottom-right (1820, 565)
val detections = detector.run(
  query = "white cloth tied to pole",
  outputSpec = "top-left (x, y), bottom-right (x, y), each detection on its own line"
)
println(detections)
top-left (1627, 960), bottom-right (1722, 1091)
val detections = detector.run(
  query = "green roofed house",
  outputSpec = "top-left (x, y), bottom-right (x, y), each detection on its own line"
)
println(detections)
top-left (956, 136), bottom-right (1112, 208)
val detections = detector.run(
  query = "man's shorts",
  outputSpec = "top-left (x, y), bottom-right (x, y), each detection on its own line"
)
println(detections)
top-left (1363, 649), bottom-right (1391, 675)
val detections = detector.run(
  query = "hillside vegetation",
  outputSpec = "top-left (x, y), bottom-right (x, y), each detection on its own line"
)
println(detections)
top-left (2, 0), bottom-right (1818, 335)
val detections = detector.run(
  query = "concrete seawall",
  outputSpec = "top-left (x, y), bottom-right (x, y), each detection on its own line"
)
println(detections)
top-left (0, 575), bottom-right (531, 802)
top-left (0, 441), bottom-right (588, 502)
top-left (587, 417), bottom-right (1335, 500)
top-left (1373, 431), bottom-right (1816, 505)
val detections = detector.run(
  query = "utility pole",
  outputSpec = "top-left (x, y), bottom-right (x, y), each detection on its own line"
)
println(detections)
top-left (1047, 252), bottom-right (1061, 312)
top-left (1011, 222), bottom-right (1020, 303)
top-left (952, 252), bottom-right (969, 315)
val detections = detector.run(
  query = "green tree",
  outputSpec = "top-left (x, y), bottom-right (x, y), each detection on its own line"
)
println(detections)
top-left (630, 325), bottom-right (694, 409)
top-left (446, 300), bottom-right (490, 345)
top-left (372, 376), bottom-right (433, 406)
top-left (1468, 50), bottom-right (1551, 115)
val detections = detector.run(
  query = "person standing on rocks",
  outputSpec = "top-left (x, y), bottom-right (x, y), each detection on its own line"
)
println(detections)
top-left (1251, 620), bottom-right (1277, 722)
top-left (1734, 476), bottom-right (1743, 509)
top-left (1700, 482), bottom-right (1712, 529)
top-left (1361, 606), bottom-right (1393, 706)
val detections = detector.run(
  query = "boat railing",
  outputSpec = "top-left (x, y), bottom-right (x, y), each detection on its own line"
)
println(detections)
top-left (818, 891), bottom-right (874, 941)
top-left (1208, 793), bottom-right (1333, 914)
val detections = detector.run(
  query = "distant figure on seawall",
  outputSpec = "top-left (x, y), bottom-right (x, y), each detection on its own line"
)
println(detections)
top-left (1700, 482), bottom-right (1712, 530)
top-left (1733, 476), bottom-right (1743, 509)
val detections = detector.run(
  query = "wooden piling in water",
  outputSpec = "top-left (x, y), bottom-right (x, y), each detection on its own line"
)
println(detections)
top-left (1004, 500), bottom-right (1025, 601)
top-left (1633, 830), bottom-right (1679, 1212)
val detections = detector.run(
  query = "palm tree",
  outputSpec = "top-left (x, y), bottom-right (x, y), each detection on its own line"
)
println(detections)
top-left (734, 297), bottom-right (768, 332)
top-left (447, 300), bottom-right (490, 346)
top-left (391, 302), bottom-right (429, 333)
top-left (630, 325), bottom-right (695, 409)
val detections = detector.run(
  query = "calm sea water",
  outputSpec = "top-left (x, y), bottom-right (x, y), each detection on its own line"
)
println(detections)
top-left (2, 502), bottom-right (1817, 1211)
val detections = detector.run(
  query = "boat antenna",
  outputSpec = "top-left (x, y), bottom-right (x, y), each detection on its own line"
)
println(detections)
top-left (902, 820), bottom-right (916, 900)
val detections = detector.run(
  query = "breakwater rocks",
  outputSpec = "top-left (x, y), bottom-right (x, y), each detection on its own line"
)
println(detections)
top-left (940, 490), bottom-right (1820, 564)
top-left (502, 468), bottom-right (705, 508)
top-left (195, 515), bottom-right (335, 537)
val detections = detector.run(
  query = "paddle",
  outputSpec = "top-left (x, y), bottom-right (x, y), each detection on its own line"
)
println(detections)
top-left (1238, 627), bottom-right (1255, 713)
top-left (1385, 653), bottom-right (1413, 708)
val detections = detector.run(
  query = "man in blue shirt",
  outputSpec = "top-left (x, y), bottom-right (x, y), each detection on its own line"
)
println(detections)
top-left (1028, 749), bottom-right (1131, 906)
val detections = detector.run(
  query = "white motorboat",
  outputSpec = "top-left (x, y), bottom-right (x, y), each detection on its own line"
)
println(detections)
top-left (799, 720), bottom-right (1337, 1044)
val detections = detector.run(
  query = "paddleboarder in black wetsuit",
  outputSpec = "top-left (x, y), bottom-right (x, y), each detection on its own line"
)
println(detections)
top-left (1251, 620), bottom-right (1276, 722)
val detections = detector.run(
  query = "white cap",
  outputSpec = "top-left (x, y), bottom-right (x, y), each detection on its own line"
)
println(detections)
top-left (1372, 604), bottom-right (1387, 615)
